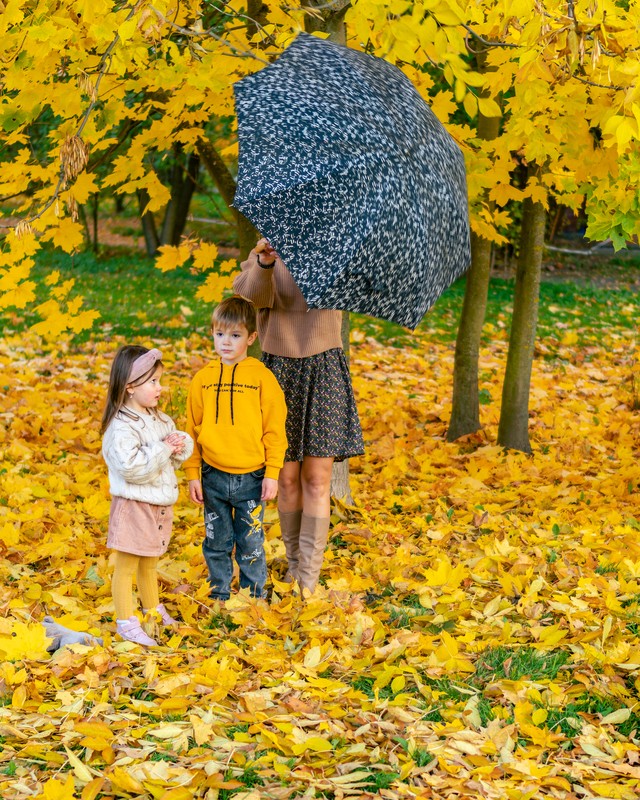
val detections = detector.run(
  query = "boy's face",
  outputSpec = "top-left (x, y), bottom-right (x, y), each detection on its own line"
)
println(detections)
top-left (213, 323), bottom-right (257, 365)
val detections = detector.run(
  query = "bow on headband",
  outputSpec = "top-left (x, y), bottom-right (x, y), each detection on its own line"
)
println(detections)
top-left (128, 348), bottom-right (162, 383)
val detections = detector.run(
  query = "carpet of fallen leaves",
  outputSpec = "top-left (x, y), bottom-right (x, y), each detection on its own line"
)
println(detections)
top-left (1, 321), bottom-right (639, 800)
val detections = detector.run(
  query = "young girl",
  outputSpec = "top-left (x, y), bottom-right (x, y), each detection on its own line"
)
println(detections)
top-left (101, 345), bottom-right (193, 646)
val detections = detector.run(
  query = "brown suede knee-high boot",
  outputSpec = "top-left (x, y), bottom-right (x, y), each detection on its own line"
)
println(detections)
top-left (279, 509), bottom-right (302, 582)
top-left (297, 514), bottom-right (330, 596)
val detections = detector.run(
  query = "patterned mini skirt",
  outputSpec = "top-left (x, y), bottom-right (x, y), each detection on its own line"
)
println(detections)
top-left (263, 348), bottom-right (364, 463)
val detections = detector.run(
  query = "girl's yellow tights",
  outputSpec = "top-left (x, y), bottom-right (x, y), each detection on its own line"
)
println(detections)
top-left (112, 551), bottom-right (159, 620)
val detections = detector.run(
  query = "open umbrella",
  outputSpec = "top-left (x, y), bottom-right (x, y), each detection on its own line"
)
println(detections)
top-left (233, 33), bottom-right (470, 329)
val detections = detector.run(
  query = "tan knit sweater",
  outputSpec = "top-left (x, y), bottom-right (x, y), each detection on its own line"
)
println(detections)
top-left (233, 251), bottom-right (343, 358)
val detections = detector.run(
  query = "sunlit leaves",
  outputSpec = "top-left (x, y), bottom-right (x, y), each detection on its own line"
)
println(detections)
top-left (1, 0), bottom-right (639, 341)
top-left (0, 620), bottom-right (51, 661)
top-left (196, 260), bottom-right (236, 304)
top-left (155, 244), bottom-right (193, 273)
top-left (1, 292), bottom-right (638, 795)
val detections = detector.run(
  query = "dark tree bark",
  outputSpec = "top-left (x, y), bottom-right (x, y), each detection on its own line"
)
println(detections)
top-left (91, 192), bottom-right (99, 252)
top-left (497, 193), bottom-right (547, 453)
top-left (447, 232), bottom-right (493, 440)
top-left (137, 189), bottom-right (160, 256)
top-left (160, 148), bottom-right (200, 246)
top-left (246, 0), bottom-right (270, 39)
top-left (330, 311), bottom-right (353, 502)
top-left (304, 1), bottom-right (350, 42)
top-left (196, 137), bottom-right (259, 260)
top-left (447, 52), bottom-right (501, 442)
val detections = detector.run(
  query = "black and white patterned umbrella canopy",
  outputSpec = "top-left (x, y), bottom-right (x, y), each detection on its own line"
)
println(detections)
top-left (233, 33), bottom-right (471, 329)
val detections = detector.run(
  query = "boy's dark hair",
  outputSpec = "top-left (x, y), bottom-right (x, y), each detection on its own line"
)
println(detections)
top-left (212, 296), bottom-right (257, 335)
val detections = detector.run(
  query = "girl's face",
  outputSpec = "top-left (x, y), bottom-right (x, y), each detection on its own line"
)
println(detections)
top-left (126, 365), bottom-right (163, 414)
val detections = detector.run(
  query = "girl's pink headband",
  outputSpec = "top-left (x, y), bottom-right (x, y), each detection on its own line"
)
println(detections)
top-left (128, 348), bottom-right (162, 383)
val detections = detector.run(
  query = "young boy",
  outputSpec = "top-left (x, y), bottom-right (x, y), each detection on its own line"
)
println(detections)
top-left (184, 296), bottom-right (287, 601)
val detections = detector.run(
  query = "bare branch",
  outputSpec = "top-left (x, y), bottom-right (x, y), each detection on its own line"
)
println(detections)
top-left (149, 3), bottom-right (271, 60)
top-left (463, 24), bottom-right (520, 49)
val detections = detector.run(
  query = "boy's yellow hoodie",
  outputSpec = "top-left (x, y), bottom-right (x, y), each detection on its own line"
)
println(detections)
top-left (183, 357), bottom-right (287, 481)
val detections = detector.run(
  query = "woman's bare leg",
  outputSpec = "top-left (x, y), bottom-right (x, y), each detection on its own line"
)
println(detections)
top-left (300, 456), bottom-right (334, 517)
top-left (278, 461), bottom-right (303, 579)
top-left (297, 456), bottom-right (334, 594)
top-left (278, 460), bottom-right (303, 513)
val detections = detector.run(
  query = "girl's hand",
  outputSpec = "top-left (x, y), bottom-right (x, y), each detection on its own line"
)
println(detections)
top-left (261, 477), bottom-right (278, 501)
top-left (164, 433), bottom-right (186, 454)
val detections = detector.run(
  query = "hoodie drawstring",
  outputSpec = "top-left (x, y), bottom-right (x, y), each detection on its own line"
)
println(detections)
top-left (230, 363), bottom-right (238, 425)
top-left (215, 362), bottom-right (238, 425)
top-left (215, 363), bottom-right (223, 424)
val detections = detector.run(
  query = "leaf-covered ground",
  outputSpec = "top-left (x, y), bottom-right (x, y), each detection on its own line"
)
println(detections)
top-left (1, 294), bottom-right (639, 799)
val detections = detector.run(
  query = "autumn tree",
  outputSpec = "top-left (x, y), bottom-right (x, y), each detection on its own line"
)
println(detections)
top-left (1, 0), bottom-right (639, 447)
top-left (439, 1), bottom-right (640, 451)
top-left (447, 46), bottom-right (502, 442)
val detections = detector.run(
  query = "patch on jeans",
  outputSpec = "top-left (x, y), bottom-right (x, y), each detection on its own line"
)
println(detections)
top-left (240, 547), bottom-right (263, 562)
top-left (205, 510), bottom-right (219, 538)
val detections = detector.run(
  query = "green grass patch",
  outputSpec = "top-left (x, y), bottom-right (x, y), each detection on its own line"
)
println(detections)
top-left (3, 246), bottom-right (639, 348)
top-left (150, 750), bottom-right (179, 762)
top-left (3, 247), bottom-right (212, 342)
top-left (218, 765), bottom-right (265, 798)
top-left (207, 611), bottom-right (240, 632)
top-left (473, 646), bottom-right (571, 684)
top-left (541, 693), bottom-right (640, 739)
top-left (352, 270), bottom-right (639, 348)
top-left (362, 767), bottom-right (399, 791)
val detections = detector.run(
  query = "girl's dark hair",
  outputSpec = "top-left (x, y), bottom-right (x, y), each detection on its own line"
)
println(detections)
top-left (100, 345), bottom-right (163, 434)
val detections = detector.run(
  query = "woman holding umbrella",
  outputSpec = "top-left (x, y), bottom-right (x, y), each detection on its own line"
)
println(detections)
top-left (234, 239), bottom-right (364, 596)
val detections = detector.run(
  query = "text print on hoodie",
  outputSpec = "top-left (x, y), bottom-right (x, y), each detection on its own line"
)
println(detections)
top-left (183, 356), bottom-right (287, 482)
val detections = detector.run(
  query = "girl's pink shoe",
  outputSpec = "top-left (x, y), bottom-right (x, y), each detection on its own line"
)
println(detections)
top-left (155, 604), bottom-right (178, 626)
top-left (116, 617), bottom-right (157, 646)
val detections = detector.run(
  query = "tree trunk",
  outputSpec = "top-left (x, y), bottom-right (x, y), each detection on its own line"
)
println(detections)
top-left (447, 232), bottom-right (492, 440)
top-left (196, 137), bottom-right (259, 260)
top-left (447, 52), bottom-right (500, 442)
top-left (330, 312), bottom-right (353, 502)
top-left (91, 192), bottom-right (99, 252)
top-left (304, 2), bottom-right (349, 42)
top-left (137, 189), bottom-right (160, 256)
top-left (497, 195), bottom-right (546, 453)
top-left (160, 148), bottom-right (200, 246)
top-left (246, 0), bottom-right (270, 39)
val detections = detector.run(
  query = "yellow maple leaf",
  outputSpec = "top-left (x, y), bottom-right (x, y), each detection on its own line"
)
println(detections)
top-left (155, 243), bottom-right (192, 273)
top-left (423, 556), bottom-right (465, 590)
top-left (193, 241), bottom-right (219, 271)
top-left (290, 735), bottom-right (333, 754)
top-left (0, 620), bottom-right (51, 661)
top-left (42, 218), bottom-right (85, 253)
top-left (67, 171), bottom-right (98, 204)
top-left (196, 271), bottom-right (235, 304)
top-left (38, 775), bottom-right (76, 800)
top-left (0, 268), bottom-right (36, 309)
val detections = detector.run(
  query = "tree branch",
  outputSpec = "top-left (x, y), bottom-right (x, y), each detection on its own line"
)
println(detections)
top-left (0, 1), bottom-right (144, 230)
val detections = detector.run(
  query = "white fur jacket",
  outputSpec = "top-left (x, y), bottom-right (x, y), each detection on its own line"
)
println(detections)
top-left (102, 409), bottom-right (193, 506)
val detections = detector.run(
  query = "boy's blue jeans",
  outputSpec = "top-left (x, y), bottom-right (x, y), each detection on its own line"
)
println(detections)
top-left (201, 462), bottom-right (267, 600)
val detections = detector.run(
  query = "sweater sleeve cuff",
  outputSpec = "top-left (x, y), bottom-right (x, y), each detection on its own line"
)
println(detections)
top-left (184, 468), bottom-right (201, 481)
top-left (264, 466), bottom-right (280, 480)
